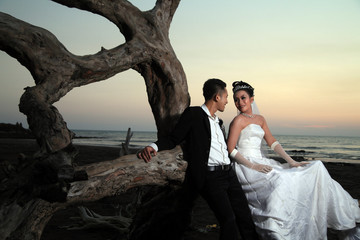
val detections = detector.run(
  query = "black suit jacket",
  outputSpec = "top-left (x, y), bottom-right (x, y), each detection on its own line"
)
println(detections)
top-left (156, 106), bottom-right (226, 190)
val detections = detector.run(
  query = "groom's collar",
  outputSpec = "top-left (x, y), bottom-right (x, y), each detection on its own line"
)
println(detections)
top-left (201, 104), bottom-right (219, 123)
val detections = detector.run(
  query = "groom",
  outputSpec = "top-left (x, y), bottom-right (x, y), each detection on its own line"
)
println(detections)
top-left (138, 78), bottom-right (259, 240)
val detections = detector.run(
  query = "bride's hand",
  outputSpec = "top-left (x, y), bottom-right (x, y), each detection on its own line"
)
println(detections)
top-left (251, 164), bottom-right (272, 173)
top-left (289, 161), bottom-right (310, 168)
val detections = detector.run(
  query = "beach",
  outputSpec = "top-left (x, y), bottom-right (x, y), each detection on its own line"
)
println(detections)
top-left (1, 138), bottom-right (359, 240)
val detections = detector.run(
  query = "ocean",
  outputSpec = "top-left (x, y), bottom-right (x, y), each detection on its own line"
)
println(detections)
top-left (71, 129), bottom-right (360, 162)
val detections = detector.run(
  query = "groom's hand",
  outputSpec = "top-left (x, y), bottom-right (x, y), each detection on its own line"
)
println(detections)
top-left (137, 146), bottom-right (157, 163)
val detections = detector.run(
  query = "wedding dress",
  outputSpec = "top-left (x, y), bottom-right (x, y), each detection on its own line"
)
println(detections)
top-left (234, 124), bottom-right (360, 240)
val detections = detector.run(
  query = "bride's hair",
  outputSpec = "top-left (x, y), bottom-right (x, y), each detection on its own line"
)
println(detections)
top-left (232, 81), bottom-right (254, 97)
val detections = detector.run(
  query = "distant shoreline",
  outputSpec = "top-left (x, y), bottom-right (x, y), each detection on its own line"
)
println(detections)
top-left (1, 138), bottom-right (359, 165)
top-left (310, 158), bottom-right (360, 164)
top-left (1, 122), bottom-right (359, 138)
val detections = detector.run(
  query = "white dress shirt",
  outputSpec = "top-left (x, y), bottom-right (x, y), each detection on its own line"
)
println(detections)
top-left (201, 104), bottom-right (231, 166)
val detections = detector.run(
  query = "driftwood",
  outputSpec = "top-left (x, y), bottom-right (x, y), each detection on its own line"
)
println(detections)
top-left (120, 127), bottom-right (134, 156)
top-left (69, 147), bottom-right (185, 202)
top-left (0, 0), bottom-right (189, 204)
top-left (0, 0), bottom-right (189, 155)
top-left (0, 146), bottom-right (186, 240)
top-left (0, 1), bottom-right (191, 239)
top-left (64, 206), bottom-right (132, 232)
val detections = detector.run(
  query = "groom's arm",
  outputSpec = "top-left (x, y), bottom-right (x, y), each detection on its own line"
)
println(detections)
top-left (138, 107), bottom-right (193, 162)
top-left (156, 107), bottom-right (193, 151)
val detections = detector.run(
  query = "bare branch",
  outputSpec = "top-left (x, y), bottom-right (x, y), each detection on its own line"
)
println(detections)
top-left (0, 12), bottom-right (69, 84)
top-left (153, 0), bottom-right (181, 29)
top-left (51, 0), bottom-right (144, 40)
top-left (0, 12), bottom-right (149, 97)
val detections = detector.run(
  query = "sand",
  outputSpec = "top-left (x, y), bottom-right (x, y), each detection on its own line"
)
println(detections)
top-left (1, 138), bottom-right (359, 240)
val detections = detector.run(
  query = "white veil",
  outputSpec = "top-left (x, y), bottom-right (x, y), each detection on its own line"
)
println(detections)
top-left (251, 101), bottom-right (261, 115)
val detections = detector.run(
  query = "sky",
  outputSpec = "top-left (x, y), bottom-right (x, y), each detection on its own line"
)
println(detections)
top-left (1, 0), bottom-right (360, 137)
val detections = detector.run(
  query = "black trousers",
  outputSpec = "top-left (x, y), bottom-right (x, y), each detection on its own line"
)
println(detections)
top-left (200, 167), bottom-right (259, 240)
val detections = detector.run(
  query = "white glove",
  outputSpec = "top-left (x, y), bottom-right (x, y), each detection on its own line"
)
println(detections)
top-left (230, 149), bottom-right (272, 174)
top-left (271, 141), bottom-right (309, 167)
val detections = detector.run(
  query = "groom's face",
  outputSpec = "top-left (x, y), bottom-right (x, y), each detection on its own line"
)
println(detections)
top-left (216, 88), bottom-right (228, 112)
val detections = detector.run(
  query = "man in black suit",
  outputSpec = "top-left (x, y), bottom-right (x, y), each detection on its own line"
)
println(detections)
top-left (138, 78), bottom-right (258, 240)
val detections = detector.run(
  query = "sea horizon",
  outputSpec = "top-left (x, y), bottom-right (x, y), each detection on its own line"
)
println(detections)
top-left (71, 128), bottom-right (360, 138)
top-left (71, 129), bottom-right (360, 162)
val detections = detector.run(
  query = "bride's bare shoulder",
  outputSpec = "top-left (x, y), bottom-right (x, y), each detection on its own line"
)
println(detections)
top-left (230, 114), bottom-right (246, 126)
top-left (256, 114), bottom-right (265, 121)
top-left (232, 114), bottom-right (245, 122)
top-left (256, 114), bottom-right (268, 127)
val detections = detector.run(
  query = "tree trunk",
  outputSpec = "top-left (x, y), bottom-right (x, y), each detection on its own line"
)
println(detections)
top-left (0, 0), bottom-right (190, 239)
top-left (0, 147), bottom-right (186, 240)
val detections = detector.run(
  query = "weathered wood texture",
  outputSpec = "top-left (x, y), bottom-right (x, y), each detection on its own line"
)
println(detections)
top-left (68, 147), bottom-right (185, 203)
top-left (0, 0), bottom-right (189, 154)
top-left (0, 0), bottom-right (190, 239)
top-left (0, 148), bottom-right (185, 240)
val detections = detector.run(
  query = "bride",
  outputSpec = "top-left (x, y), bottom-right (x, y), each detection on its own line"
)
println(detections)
top-left (227, 81), bottom-right (360, 240)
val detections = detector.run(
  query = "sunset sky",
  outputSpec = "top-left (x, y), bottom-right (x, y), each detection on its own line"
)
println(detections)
top-left (1, 0), bottom-right (360, 136)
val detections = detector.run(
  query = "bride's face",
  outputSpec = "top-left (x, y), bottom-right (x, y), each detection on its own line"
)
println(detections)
top-left (234, 90), bottom-right (254, 113)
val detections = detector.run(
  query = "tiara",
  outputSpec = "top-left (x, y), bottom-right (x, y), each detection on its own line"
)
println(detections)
top-left (232, 83), bottom-right (253, 93)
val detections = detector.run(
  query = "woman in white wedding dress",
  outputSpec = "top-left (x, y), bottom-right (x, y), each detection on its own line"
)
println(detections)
top-left (227, 81), bottom-right (360, 240)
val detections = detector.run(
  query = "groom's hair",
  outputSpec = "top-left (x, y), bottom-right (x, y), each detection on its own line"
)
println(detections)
top-left (203, 78), bottom-right (227, 101)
